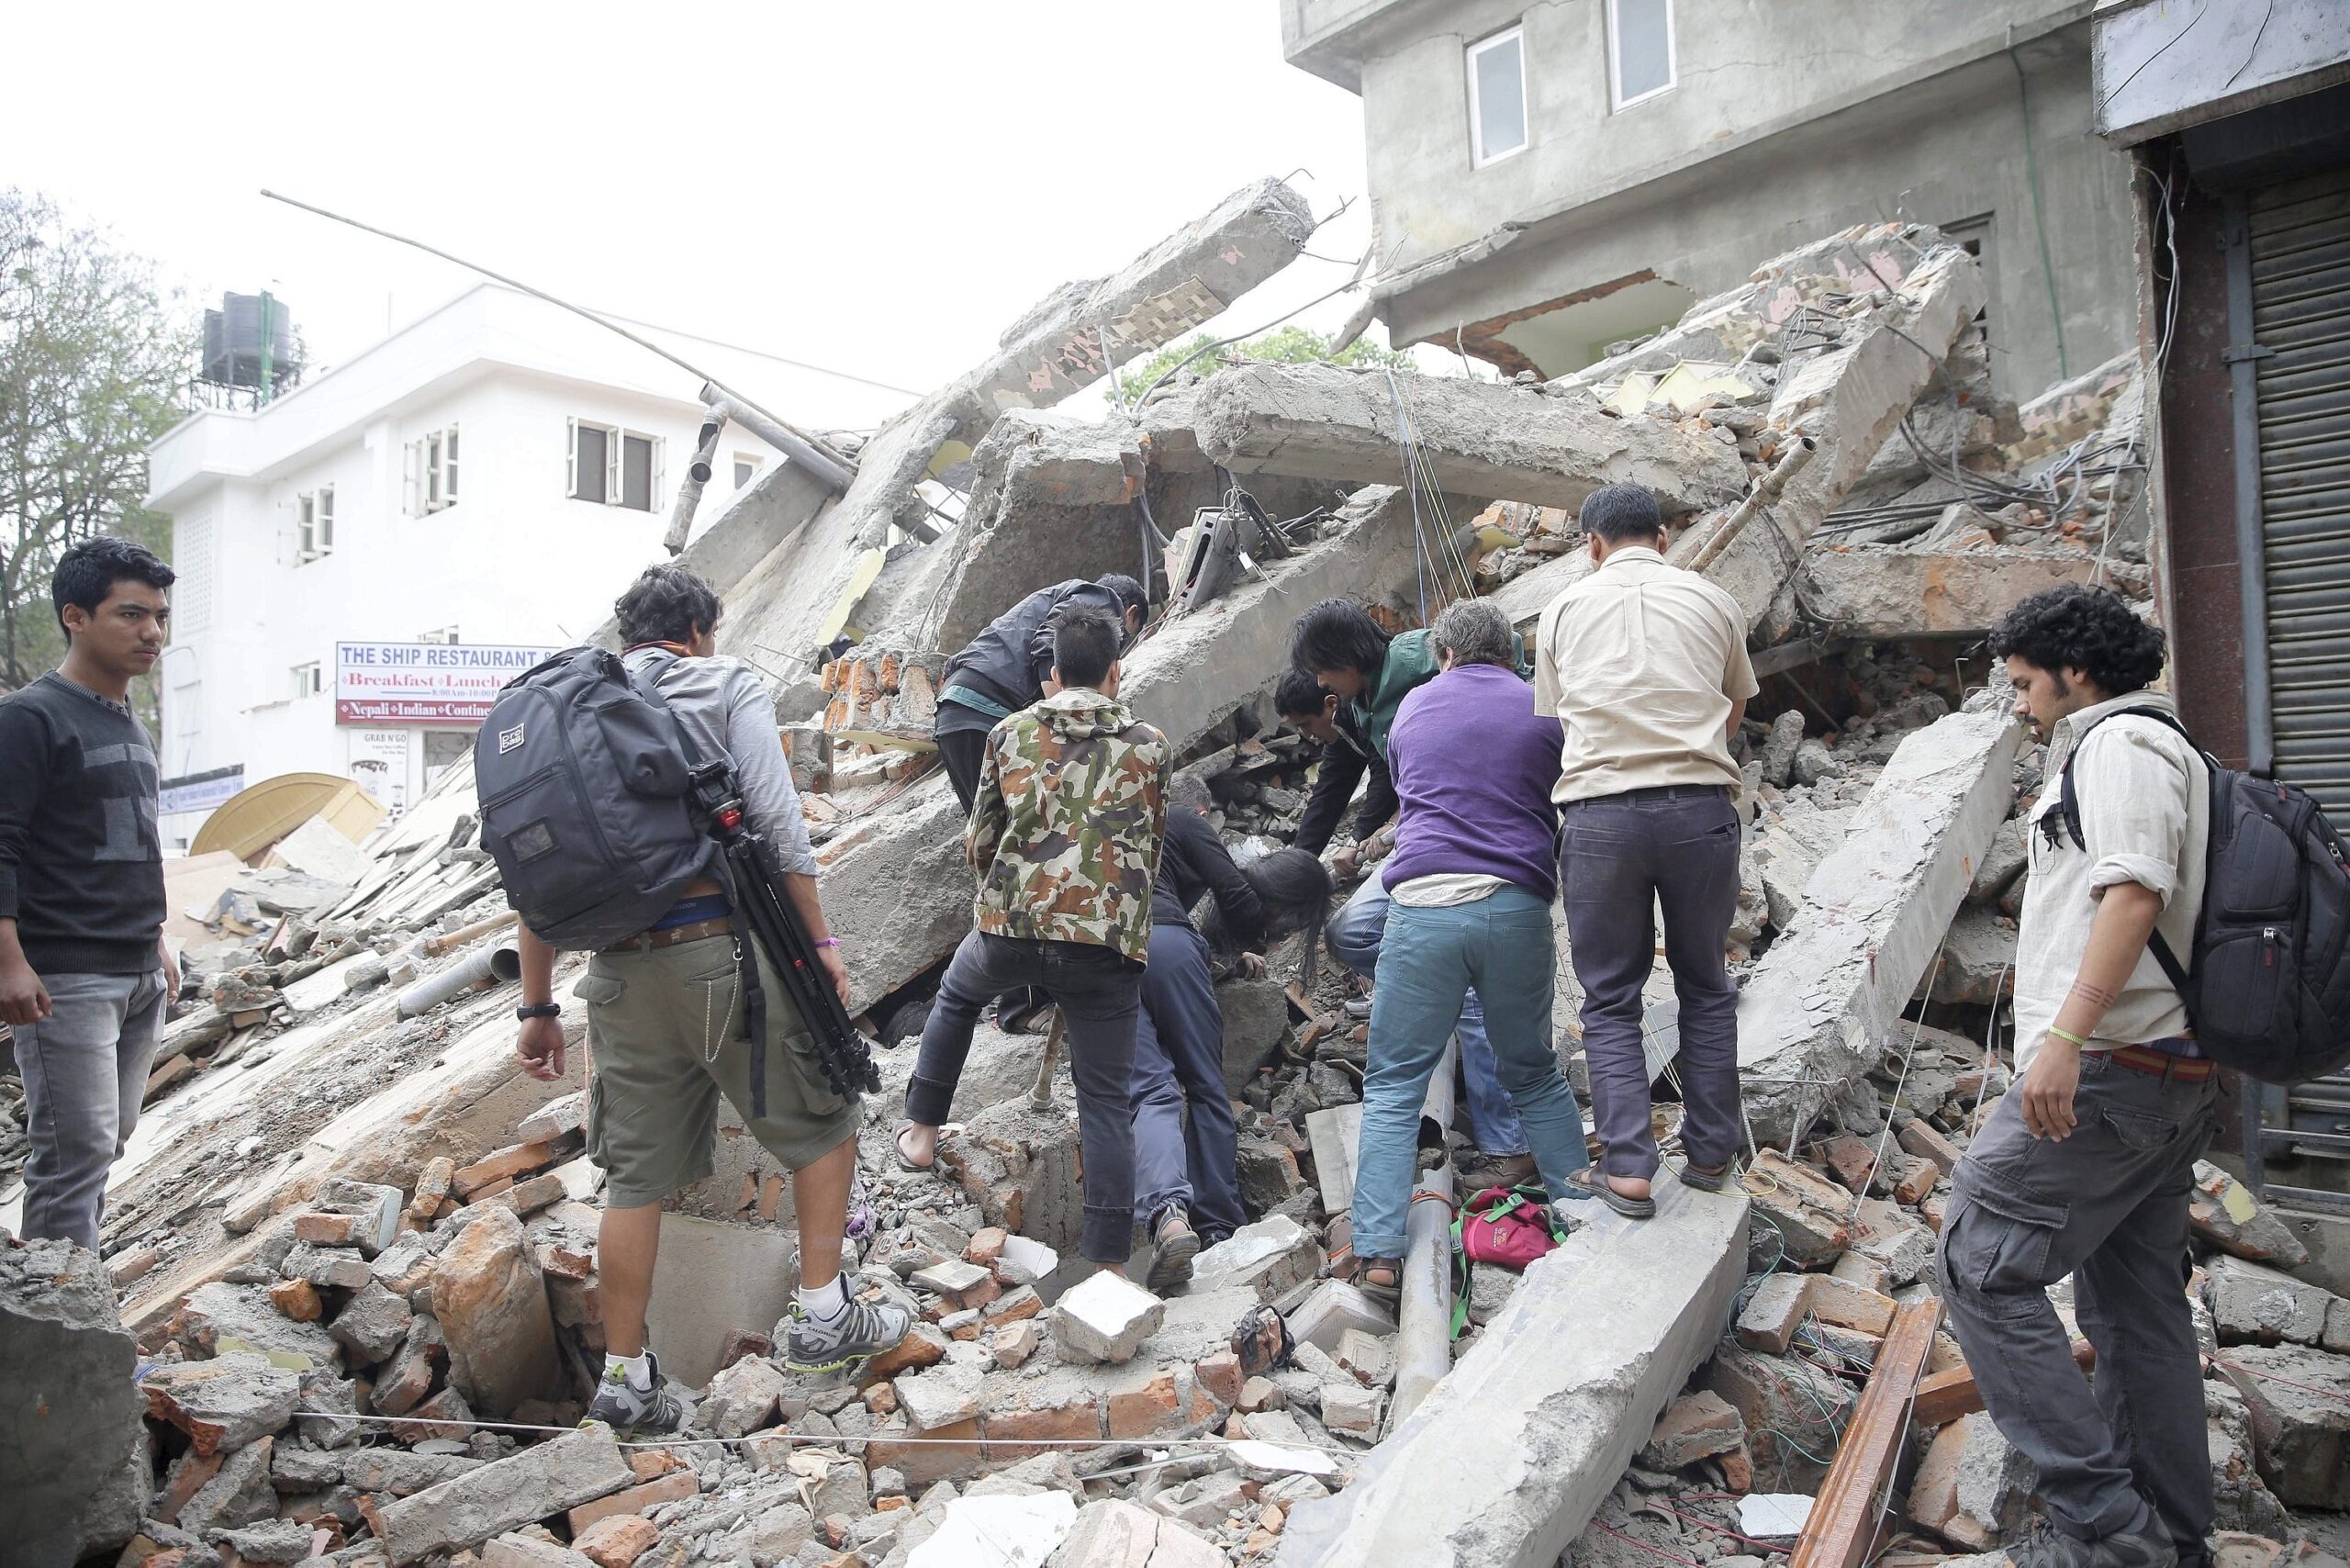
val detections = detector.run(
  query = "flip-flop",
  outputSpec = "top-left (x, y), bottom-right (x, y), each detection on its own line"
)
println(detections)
top-left (1567, 1167), bottom-right (1656, 1219)
top-left (1677, 1160), bottom-right (1735, 1193)
top-left (892, 1124), bottom-right (935, 1174)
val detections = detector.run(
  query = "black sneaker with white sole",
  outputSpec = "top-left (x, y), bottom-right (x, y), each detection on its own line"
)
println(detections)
top-left (783, 1292), bottom-right (915, 1372)
top-left (582, 1350), bottom-right (683, 1435)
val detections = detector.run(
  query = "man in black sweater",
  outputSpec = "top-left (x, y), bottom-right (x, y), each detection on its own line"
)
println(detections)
top-left (1276, 667), bottom-right (1395, 870)
top-left (1131, 774), bottom-right (1267, 1289)
top-left (0, 537), bottom-right (177, 1249)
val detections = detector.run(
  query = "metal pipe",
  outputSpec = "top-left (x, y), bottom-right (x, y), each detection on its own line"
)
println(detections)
top-left (699, 385), bottom-right (856, 495)
top-left (1677, 436), bottom-right (1818, 576)
top-left (420, 909), bottom-right (520, 958)
top-left (663, 414), bottom-right (727, 556)
top-left (397, 945), bottom-right (520, 1017)
top-left (2221, 192), bottom-right (2277, 778)
top-left (1391, 1039), bottom-right (1460, 1431)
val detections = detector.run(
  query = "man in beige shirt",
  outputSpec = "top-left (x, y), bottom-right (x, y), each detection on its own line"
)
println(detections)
top-left (1535, 484), bottom-right (1757, 1217)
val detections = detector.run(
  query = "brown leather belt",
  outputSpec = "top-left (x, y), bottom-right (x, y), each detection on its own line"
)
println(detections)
top-left (2105, 1043), bottom-right (2214, 1081)
top-left (601, 916), bottom-right (733, 955)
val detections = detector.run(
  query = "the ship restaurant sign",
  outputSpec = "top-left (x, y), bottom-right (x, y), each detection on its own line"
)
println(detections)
top-left (334, 642), bottom-right (554, 726)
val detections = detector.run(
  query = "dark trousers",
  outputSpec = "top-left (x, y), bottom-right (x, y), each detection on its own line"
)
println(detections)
top-left (936, 719), bottom-right (992, 814)
top-left (1130, 923), bottom-right (1247, 1241)
top-left (907, 930), bottom-right (1143, 1263)
top-left (1558, 786), bottom-right (1742, 1181)
top-left (1938, 1052), bottom-right (2219, 1556)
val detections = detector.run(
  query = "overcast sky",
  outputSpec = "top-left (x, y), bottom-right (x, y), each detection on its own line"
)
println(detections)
top-left (3, 2), bottom-right (1386, 421)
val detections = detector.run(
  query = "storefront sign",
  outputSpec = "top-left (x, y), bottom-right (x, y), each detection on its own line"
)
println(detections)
top-left (348, 729), bottom-right (413, 812)
top-left (158, 764), bottom-right (245, 816)
top-left (333, 642), bottom-right (554, 724)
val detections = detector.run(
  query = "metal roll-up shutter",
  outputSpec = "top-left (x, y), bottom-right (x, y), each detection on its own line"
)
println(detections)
top-left (2251, 165), bottom-right (2350, 816)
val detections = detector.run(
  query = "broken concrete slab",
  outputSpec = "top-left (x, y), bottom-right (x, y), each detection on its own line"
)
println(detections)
top-left (1738, 701), bottom-right (2023, 1146)
top-left (1796, 543), bottom-right (2117, 639)
top-left (1, 1238), bottom-right (147, 1568)
top-left (1052, 1271), bottom-right (1165, 1365)
top-left (370, 1426), bottom-right (635, 1564)
top-left (432, 1204), bottom-right (562, 1418)
top-left (1196, 363), bottom-right (1751, 519)
top-left (141, 1353), bottom-right (301, 1455)
top-left (1278, 1182), bottom-right (1749, 1567)
top-left (1047, 1496), bottom-right (1225, 1568)
top-left (2209, 1258), bottom-right (2338, 1347)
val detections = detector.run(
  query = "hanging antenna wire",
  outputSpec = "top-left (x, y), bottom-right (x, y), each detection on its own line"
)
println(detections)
top-left (259, 188), bottom-right (858, 476)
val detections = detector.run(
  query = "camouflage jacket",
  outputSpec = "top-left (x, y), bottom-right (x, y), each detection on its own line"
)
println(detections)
top-left (968, 687), bottom-right (1170, 963)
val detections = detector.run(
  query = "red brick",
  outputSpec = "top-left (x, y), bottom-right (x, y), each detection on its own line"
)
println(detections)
top-left (450, 1140), bottom-right (557, 1199)
top-left (1897, 1118), bottom-right (1962, 1176)
top-left (628, 1449), bottom-right (685, 1481)
top-left (294, 1211), bottom-right (364, 1246)
top-left (1106, 1372), bottom-right (1182, 1439)
top-left (538, 1244), bottom-right (595, 1282)
top-left (866, 1418), bottom-right (982, 1487)
top-left (980, 1286), bottom-right (1040, 1325)
top-left (160, 1450), bottom-right (221, 1523)
top-left (566, 1471), bottom-right (698, 1534)
top-left (861, 1324), bottom-right (948, 1383)
top-left (984, 1395), bottom-right (1102, 1461)
top-left (1194, 1350), bottom-right (1243, 1409)
top-left (269, 1277), bottom-right (323, 1322)
top-left (714, 1330), bottom-right (773, 1371)
top-left (388, 1385), bottom-right (471, 1444)
top-left (967, 1227), bottom-right (1008, 1267)
top-left (408, 1156), bottom-right (455, 1218)
top-left (575, 1515), bottom-right (660, 1568)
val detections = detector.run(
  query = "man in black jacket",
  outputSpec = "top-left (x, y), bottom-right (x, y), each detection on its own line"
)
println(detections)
top-left (1132, 775), bottom-right (1265, 1289)
top-left (0, 537), bottom-right (178, 1249)
top-left (1276, 667), bottom-right (1395, 867)
top-left (934, 575), bottom-right (1149, 812)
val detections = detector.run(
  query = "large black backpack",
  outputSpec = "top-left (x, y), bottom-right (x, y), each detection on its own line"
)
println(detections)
top-left (2053, 707), bottom-right (2350, 1083)
top-left (475, 645), bottom-right (716, 949)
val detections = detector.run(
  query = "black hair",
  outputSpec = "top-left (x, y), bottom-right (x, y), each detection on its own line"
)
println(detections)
top-left (1274, 667), bottom-right (1333, 720)
top-left (1097, 574), bottom-right (1148, 625)
top-left (1169, 772), bottom-right (1214, 814)
top-left (1290, 598), bottom-right (1390, 678)
top-left (1051, 606), bottom-right (1120, 688)
top-left (1199, 846), bottom-right (1333, 953)
top-left (1988, 583), bottom-right (2167, 697)
top-left (615, 564), bottom-right (722, 647)
top-left (53, 535), bottom-right (173, 633)
top-left (1579, 484), bottom-right (1663, 543)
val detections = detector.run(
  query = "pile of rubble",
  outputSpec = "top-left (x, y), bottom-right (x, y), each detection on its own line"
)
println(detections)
top-left (11, 179), bottom-right (2349, 1568)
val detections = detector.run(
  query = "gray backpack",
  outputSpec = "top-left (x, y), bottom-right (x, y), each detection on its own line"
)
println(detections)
top-left (475, 645), bottom-right (715, 949)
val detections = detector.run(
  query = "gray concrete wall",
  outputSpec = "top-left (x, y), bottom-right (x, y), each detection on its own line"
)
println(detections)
top-left (1316, 0), bottom-right (2132, 395)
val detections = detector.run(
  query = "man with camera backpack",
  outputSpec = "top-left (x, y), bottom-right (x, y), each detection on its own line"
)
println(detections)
top-left (511, 565), bottom-right (908, 1432)
top-left (1938, 583), bottom-right (2212, 1568)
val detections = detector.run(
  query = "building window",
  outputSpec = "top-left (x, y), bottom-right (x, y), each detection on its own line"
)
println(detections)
top-left (407, 425), bottom-right (460, 514)
top-left (1467, 25), bottom-right (1528, 167)
top-left (297, 487), bottom-right (334, 563)
top-left (569, 419), bottom-right (663, 512)
top-left (417, 625), bottom-right (461, 645)
top-left (733, 453), bottom-right (764, 489)
top-left (292, 661), bottom-right (322, 700)
top-left (1608, 0), bottom-right (1674, 110)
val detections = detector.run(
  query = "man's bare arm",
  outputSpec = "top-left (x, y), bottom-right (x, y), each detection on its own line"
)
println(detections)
top-left (0, 918), bottom-right (50, 1025)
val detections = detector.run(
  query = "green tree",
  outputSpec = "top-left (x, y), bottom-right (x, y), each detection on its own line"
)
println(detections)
top-left (1116, 323), bottom-right (1413, 404)
top-left (0, 190), bottom-right (193, 723)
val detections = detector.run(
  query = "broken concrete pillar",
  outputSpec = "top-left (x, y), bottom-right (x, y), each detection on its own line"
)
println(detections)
top-left (2, 1238), bottom-right (147, 1568)
top-left (1196, 363), bottom-right (1751, 519)
top-left (1737, 702), bottom-right (2022, 1146)
top-left (1794, 543), bottom-right (2118, 639)
top-left (1278, 1183), bottom-right (1749, 1567)
top-left (370, 1426), bottom-right (636, 1564)
top-left (431, 1204), bottom-right (562, 1418)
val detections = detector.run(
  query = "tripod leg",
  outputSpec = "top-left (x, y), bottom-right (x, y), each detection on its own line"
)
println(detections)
top-left (1029, 1013), bottom-right (1065, 1109)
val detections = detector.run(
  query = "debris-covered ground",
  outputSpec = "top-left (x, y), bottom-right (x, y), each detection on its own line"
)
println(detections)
top-left (12, 185), bottom-right (2350, 1568)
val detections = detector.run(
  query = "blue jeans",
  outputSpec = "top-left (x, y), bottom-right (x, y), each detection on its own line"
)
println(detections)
top-left (1349, 887), bottom-right (1590, 1260)
top-left (1130, 923), bottom-right (1248, 1241)
top-left (1326, 874), bottom-right (1529, 1157)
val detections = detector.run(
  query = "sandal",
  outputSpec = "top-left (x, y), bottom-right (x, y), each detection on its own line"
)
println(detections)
top-left (892, 1124), bottom-right (936, 1173)
top-left (1566, 1167), bottom-right (1656, 1219)
top-left (1677, 1159), bottom-right (1736, 1193)
top-left (1353, 1258), bottom-right (1403, 1314)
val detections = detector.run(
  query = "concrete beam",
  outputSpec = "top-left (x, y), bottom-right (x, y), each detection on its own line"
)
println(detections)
top-left (1194, 363), bottom-right (1751, 519)
top-left (1793, 543), bottom-right (2112, 638)
top-left (821, 487), bottom-right (1427, 1013)
top-left (1277, 1182), bottom-right (1750, 1568)
top-left (1737, 701), bottom-right (2023, 1147)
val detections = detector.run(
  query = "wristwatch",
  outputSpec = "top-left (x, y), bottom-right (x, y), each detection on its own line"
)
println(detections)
top-left (516, 1002), bottom-right (561, 1021)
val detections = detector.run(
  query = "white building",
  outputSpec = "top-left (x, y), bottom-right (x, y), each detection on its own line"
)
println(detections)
top-left (147, 284), bottom-right (909, 850)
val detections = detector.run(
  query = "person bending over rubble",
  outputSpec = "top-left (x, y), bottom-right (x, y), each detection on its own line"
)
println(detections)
top-left (1535, 483), bottom-right (1755, 1217)
top-left (1937, 585), bottom-right (2210, 1568)
top-left (512, 565), bottom-right (911, 1433)
top-left (1274, 667), bottom-right (1395, 863)
top-left (1291, 596), bottom-right (1536, 1190)
top-left (1348, 598), bottom-right (1592, 1307)
top-left (0, 536), bottom-right (179, 1250)
top-left (894, 607), bottom-right (1171, 1275)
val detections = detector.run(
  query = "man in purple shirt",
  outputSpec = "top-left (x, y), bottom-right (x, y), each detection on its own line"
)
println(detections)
top-left (1348, 598), bottom-right (1594, 1306)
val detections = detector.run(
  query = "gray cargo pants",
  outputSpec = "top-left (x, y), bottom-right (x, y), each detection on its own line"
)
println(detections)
top-left (1936, 1048), bottom-right (2219, 1561)
top-left (15, 969), bottom-right (168, 1249)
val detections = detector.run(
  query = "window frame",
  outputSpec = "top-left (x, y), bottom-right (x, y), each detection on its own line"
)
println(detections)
top-left (1466, 23), bottom-right (1529, 169)
top-left (569, 417), bottom-right (662, 511)
top-left (296, 486), bottom-right (335, 564)
top-left (1606, 0), bottom-right (1676, 112)
top-left (569, 417), bottom-right (612, 504)
top-left (292, 660), bottom-right (322, 700)
top-left (733, 452), bottom-right (764, 489)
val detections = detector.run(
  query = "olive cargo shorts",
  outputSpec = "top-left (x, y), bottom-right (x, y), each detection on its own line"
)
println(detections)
top-left (576, 932), bottom-right (861, 1207)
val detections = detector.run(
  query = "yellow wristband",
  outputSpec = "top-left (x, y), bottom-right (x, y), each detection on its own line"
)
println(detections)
top-left (2048, 1025), bottom-right (2090, 1048)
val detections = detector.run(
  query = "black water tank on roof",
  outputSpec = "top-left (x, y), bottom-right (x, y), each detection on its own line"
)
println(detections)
top-left (200, 292), bottom-right (296, 388)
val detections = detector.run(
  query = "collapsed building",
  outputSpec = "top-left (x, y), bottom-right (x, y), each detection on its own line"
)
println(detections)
top-left (7, 178), bottom-right (2343, 1568)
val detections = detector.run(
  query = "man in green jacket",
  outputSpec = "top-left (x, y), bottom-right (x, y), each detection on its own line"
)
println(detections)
top-left (1290, 598), bottom-right (1534, 1183)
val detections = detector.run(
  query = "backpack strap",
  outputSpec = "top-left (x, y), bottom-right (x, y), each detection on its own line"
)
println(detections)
top-left (2047, 703), bottom-right (2201, 1002)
